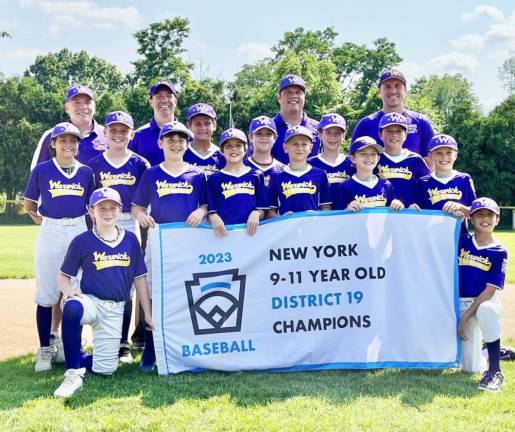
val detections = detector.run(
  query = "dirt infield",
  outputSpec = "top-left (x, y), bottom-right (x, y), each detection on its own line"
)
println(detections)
top-left (1, 279), bottom-right (514, 361)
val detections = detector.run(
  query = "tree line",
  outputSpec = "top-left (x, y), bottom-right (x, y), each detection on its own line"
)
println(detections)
top-left (0, 18), bottom-right (513, 205)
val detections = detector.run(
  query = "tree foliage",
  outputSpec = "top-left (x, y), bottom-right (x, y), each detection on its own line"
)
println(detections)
top-left (498, 56), bottom-right (515, 95)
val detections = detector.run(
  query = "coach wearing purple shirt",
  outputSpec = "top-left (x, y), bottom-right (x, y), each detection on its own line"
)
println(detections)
top-left (352, 69), bottom-right (435, 167)
top-left (129, 81), bottom-right (177, 167)
top-left (31, 85), bottom-right (108, 169)
top-left (272, 74), bottom-right (320, 164)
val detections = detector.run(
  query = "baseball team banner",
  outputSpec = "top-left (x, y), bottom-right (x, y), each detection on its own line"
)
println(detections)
top-left (150, 209), bottom-right (461, 375)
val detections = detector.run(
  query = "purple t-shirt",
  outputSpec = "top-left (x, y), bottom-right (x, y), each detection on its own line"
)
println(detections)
top-left (132, 164), bottom-right (207, 224)
top-left (415, 171), bottom-right (476, 210)
top-left (352, 109), bottom-right (435, 157)
top-left (61, 230), bottom-right (146, 302)
top-left (308, 154), bottom-right (355, 196)
top-left (31, 120), bottom-right (108, 168)
top-left (269, 165), bottom-right (331, 214)
top-left (244, 157), bottom-right (284, 188)
top-left (375, 150), bottom-right (431, 206)
top-left (458, 234), bottom-right (507, 298)
top-left (183, 144), bottom-right (225, 177)
top-left (332, 176), bottom-right (394, 210)
top-left (128, 117), bottom-right (163, 167)
top-left (272, 112), bottom-right (321, 164)
top-left (88, 151), bottom-right (150, 212)
top-left (24, 159), bottom-right (94, 219)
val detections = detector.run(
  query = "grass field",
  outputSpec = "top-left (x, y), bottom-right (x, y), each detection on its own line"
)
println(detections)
top-left (1, 225), bottom-right (514, 282)
top-left (1, 350), bottom-right (514, 431)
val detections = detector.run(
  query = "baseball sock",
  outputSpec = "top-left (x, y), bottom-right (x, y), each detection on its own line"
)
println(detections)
top-left (486, 339), bottom-right (501, 373)
top-left (36, 305), bottom-right (52, 347)
top-left (120, 299), bottom-right (132, 345)
top-left (80, 353), bottom-right (93, 373)
top-left (141, 329), bottom-right (155, 366)
top-left (62, 300), bottom-right (84, 369)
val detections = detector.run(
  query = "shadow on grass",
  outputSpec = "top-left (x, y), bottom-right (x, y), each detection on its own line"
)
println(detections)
top-left (0, 353), bottom-right (486, 412)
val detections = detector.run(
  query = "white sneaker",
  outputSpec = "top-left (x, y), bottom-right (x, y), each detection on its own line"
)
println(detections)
top-left (53, 368), bottom-right (86, 398)
top-left (35, 347), bottom-right (53, 372)
top-left (50, 334), bottom-right (65, 363)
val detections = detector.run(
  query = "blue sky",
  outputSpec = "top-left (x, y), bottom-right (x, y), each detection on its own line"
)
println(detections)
top-left (1, 0), bottom-right (514, 113)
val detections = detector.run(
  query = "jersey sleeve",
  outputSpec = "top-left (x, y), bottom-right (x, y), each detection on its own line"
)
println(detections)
top-left (131, 171), bottom-right (151, 208)
top-left (415, 157), bottom-right (431, 179)
top-left (60, 236), bottom-right (83, 277)
top-left (465, 175), bottom-right (477, 205)
top-left (255, 171), bottom-right (270, 210)
top-left (383, 180), bottom-right (394, 206)
top-left (351, 117), bottom-right (367, 141)
top-left (414, 179), bottom-right (426, 208)
top-left (487, 249), bottom-right (508, 290)
top-left (268, 173), bottom-right (279, 209)
top-left (319, 172), bottom-right (332, 206)
top-left (23, 165), bottom-right (41, 202)
top-left (131, 236), bottom-right (147, 278)
top-left (206, 175), bottom-right (219, 214)
top-left (418, 116), bottom-right (435, 157)
top-left (84, 168), bottom-right (96, 204)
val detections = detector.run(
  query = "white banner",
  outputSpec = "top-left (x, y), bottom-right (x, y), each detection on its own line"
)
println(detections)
top-left (150, 209), bottom-right (461, 375)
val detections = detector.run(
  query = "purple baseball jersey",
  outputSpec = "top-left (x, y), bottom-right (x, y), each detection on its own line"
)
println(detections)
top-left (244, 157), bottom-right (284, 188)
top-left (458, 234), bottom-right (508, 298)
top-left (375, 150), bottom-right (431, 206)
top-left (88, 152), bottom-right (150, 212)
top-left (272, 112), bottom-right (321, 164)
top-left (61, 230), bottom-right (146, 302)
top-left (128, 117), bottom-right (163, 167)
top-left (332, 176), bottom-right (394, 210)
top-left (132, 164), bottom-right (207, 223)
top-left (183, 144), bottom-right (225, 176)
top-left (308, 154), bottom-right (355, 195)
top-left (352, 109), bottom-right (435, 157)
top-left (24, 159), bottom-right (94, 219)
top-left (415, 171), bottom-right (476, 210)
top-left (269, 165), bottom-right (331, 214)
top-left (31, 121), bottom-right (108, 168)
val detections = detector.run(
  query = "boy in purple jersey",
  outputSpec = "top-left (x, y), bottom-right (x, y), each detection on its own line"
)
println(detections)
top-left (24, 122), bottom-right (94, 373)
top-left (53, 187), bottom-right (153, 398)
top-left (132, 121), bottom-right (208, 372)
top-left (411, 134), bottom-right (476, 217)
top-left (88, 110), bottom-right (149, 364)
top-left (308, 113), bottom-right (354, 196)
top-left (332, 136), bottom-right (404, 211)
top-left (245, 116), bottom-right (284, 188)
top-left (184, 103), bottom-right (225, 176)
top-left (268, 126), bottom-right (332, 217)
top-left (457, 198), bottom-right (508, 392)
top-left (375, 113), bottom-right (430, 207)
top-left (207, 128), bottom-right (269, 237)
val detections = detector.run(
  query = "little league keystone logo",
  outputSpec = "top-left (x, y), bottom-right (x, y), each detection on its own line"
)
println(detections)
top-left (185, 269), bottom-right (246, 335)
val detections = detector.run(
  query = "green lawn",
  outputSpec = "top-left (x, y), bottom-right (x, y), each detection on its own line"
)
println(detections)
top-left (1, 351), bottom-right (514, 431)
top-left (1, 225), bottom-right (514, 283)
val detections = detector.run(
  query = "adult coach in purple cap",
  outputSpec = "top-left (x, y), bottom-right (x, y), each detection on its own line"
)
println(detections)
top-left (129, 80), bottom-right (178, 167)
top-left (352, 68), bottom-right (435, 167)
top-left (31, 84), bottom-right (108, 169)
top-left (272, 74), bottom-right (321, 164)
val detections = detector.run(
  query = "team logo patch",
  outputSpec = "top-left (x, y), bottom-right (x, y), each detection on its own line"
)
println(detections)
top-left (100, 171), bottom-right (136, 187)
top-left (185, 269), bottom-right (246, 335)
top-left (155, 180), bottom-right (193, 197)
top-left (221, 181), bottom-right (255, 198)
top-left (354, 194), bottom-right (387, 208)
top-left (48, 180), bottom-right (85, 198)
top-left (92, 251), bottom-right (131, 270)
top-left (281, 180), bottom-right (317, 197)
top-left (458, 249), bottom-right (492, 272)
top-left (428, 187), bottom-right (462, 205)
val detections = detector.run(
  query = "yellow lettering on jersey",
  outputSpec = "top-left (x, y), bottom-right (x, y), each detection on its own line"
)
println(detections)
top-left (281, 181), bottom-right (317, 198)
top-left (327, 171), bottom-right (350, 184)
top-left (155, 180), bottom-right (193, 197)
top-left (92, 251), bottom-right (131, 270)
top-left (99, 171), bottom-right (136, 187)
top-left (354, 194), bottom-right (387, 208)
top-left (377, 165), bottom-right (413, 180)
top-left (190, 163), bottom-right (218, 176)
top-left (48, 180), bottom-right (85, 198)
top-left (221, 181), bottom-right (255, 198)
top-left (458, 248), bottom-right (492, 272)
top-left (428, 187), bottom-right (462, 205)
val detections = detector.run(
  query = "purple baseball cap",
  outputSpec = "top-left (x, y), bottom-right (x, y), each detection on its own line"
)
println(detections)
top-left (159, 121), bottom-right (193, 139)
top-left (51, 122), bottom-right (81, 139)
top-left (428, 134), bottom-right (458, 152)
top-left (186, 103), bottom-right (217, 121)
top-left (249, 116), bottom-right (277, 135)
top-left (66, 84), bottom-right (94, 102)
top-left (89, 187), bottom-right (122, 207)
top-left (379, 112), bottom-right (408, 131)
top-left (278, 74), bottom-right (306, 93)
top-left (105, 111), bottom-right (134, 129)
top-left (284, 125), bottom-right (314, 143)
top-left (149, 80), bottom-right (177, 97)
top-left (378, 68), bottom-right (407, 86)
top-left (318, 113), bottom-right (347, 131)
top-left (470, 197), bottom-right (500, 216)
top-left (349, 136), bottom-right (383, 155)
top-left (220, 128), bottom-right (247, 146)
